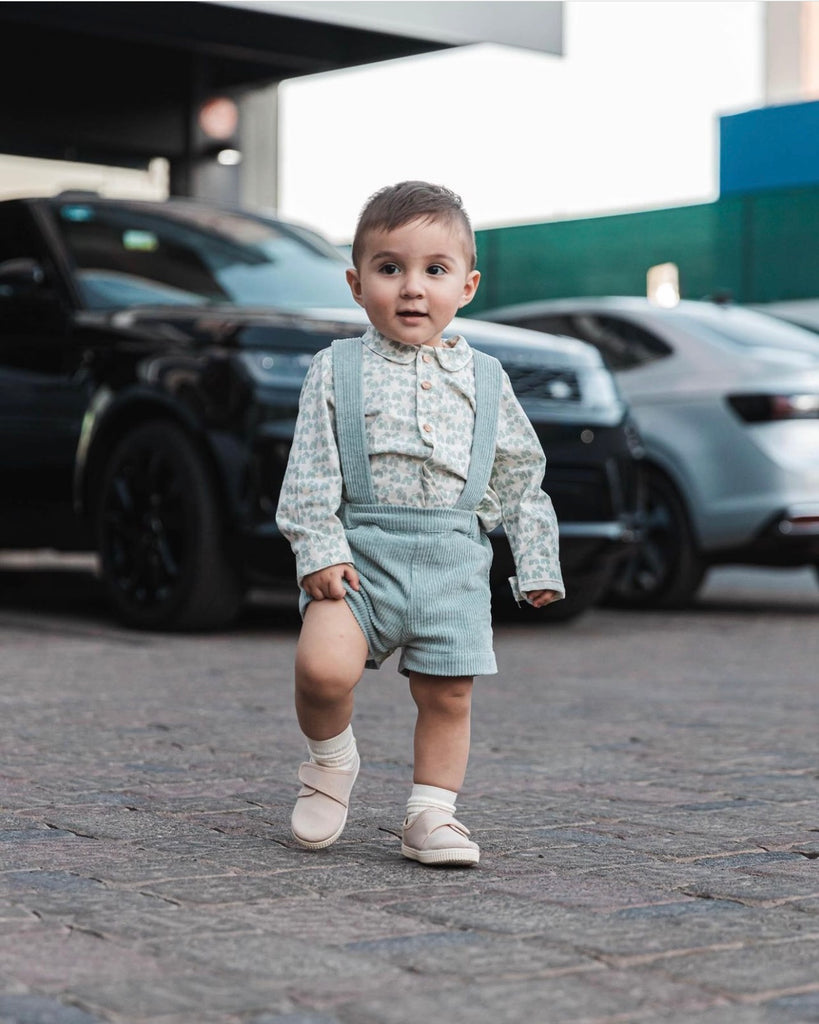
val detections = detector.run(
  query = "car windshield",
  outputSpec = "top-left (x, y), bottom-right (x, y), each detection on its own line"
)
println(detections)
top-left (673, 305), bottom-right (819, 358)
top-left (51, 200), bottom-right (357, 311)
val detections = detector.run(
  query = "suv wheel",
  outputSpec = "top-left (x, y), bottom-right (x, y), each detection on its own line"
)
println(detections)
top-left (604, 468), bottom-right (704, 609)
top-left (95, 421), bottom-right (244, 630)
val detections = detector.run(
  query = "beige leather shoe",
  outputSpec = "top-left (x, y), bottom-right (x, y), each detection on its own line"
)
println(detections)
top-left (290, 753), bottom-right (360, 850)
top-left (401, 808), bottom-right (480, 866)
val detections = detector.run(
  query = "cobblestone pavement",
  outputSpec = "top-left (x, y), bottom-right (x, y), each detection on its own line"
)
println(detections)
top-left (1, 565), bottom-right (818, 1024)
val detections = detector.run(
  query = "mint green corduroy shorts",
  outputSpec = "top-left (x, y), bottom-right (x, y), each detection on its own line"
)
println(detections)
top-left (342, 503), bottom-right (497, 677)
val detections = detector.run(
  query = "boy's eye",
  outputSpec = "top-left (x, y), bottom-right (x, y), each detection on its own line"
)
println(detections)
top-left (427, 264), bottom-right (447, 276)
top-left (378, 263), bottom-right (400, 275)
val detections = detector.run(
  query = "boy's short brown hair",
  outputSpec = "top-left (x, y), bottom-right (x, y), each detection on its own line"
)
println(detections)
top-left (351, 181), bottom-right (477, 271)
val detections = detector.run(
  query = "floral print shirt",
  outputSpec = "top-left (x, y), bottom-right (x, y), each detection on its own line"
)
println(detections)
top-left (276, 327), bottom-right (564, 601)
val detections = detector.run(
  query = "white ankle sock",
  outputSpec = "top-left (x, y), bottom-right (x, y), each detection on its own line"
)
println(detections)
top-left (305, 725), bottom-right (357, 770)
top-left (406, 784), bottom-right (458, 823)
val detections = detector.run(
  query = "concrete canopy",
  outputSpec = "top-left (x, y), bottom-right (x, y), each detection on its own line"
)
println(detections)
top-left (0, 1), bottom-right (457, 168)
top-left (0, 1), bottom-right (562, 197)
top-left (220, 1), bottom-right (564, 56)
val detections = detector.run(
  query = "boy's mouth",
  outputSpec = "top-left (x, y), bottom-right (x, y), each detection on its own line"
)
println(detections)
top-left (397, 310), bottom-right (427, 319)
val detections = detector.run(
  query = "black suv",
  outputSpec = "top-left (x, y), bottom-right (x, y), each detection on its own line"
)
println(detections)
top-left (0, 195), bottom-right (642, 629)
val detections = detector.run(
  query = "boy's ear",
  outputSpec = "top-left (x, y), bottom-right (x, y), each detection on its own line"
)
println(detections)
top-left (346, 267), bottom-right (365, 307)
top-left (458, 269), bottom-right (481, 309)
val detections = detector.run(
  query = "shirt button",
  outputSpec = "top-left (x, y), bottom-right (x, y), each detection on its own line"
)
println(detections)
top-left (422, 423), bottom-right (433, 433)
top-left (421, 353), bottom-right (432, 363)
top-left (420, 381), bottom-right (432, 390)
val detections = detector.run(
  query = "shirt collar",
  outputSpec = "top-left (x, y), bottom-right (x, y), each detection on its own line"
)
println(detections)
top-left (362, 326), bottom-right (473, 371)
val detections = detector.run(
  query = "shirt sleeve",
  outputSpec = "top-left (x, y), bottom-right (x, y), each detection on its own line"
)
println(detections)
top-left (489, 373), bottom-right (565, 602)
top-left (274, 350), bottom-right (353, 585)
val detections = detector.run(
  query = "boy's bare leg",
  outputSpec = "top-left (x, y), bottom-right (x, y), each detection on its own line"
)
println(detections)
top-left (291, 599), bottom-right (368, 850)
top-left (403, 672), bottom-right (480, 865)
top-left (409, 673), bottom-right (474, 791)
top-left (295, 599), bottom-right (369, 740)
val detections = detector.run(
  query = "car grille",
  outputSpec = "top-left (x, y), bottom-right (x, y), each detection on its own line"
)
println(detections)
top-left (545, 466), bottom-right (615, 521)
top-left (505, 366), bottom-right (581, 401)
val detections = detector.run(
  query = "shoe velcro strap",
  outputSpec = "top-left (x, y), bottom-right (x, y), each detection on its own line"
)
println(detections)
top-left (411, 810), bottom-right (471, 841)
top-left (297, 761), bottom-right (355, 805)
top-left (431, 817), bottom-right (470, 839)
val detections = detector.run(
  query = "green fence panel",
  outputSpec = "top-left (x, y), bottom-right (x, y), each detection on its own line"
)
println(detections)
top-left (743, 186), bottom-right (819, 302)
top-left (469, 186), bottom-right (819, 313)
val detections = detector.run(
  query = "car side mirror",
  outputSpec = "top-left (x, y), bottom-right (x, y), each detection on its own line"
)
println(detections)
top-left (0, 257), bottom-right (47, 296)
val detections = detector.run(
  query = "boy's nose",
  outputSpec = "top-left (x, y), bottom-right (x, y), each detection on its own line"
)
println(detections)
top-left (401, 272), bottom-right (424, 297)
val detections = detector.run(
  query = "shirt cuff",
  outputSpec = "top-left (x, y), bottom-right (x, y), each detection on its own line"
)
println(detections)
top-left (296, 544), bottom-right (354, 587)
top-left (508, 576), bottom-right (566, 605)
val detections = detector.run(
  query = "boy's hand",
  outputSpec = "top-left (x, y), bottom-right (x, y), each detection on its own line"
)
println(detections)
top-left (525, 589), bottom-right (560, 608)
top-left (302, 563), bottom-right (360, 600)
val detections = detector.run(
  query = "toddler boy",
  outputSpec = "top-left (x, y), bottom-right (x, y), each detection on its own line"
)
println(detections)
top-left (276, 181), bottom-right (563, 865)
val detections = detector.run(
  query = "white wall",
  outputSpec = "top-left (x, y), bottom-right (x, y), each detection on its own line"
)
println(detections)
top-left (277, 1), bottom-right (766, 241)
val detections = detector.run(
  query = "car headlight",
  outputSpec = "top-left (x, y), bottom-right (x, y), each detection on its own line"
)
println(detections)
top-left (239, 350), bottom-right (315, 386)
top-left (581, 367), bottom-right (622, 409)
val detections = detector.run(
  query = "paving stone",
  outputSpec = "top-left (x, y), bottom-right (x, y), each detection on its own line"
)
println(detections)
top-left (639, 1006), bottom-right (771, 1024)
top-left (0, 927), bottom-right (173, 990)
top-left (0, 995), bottom-right (106, 1023)
top-left (342, 930), bottom-right (601, 979)
top-left (764, 990), bottom-right (819, 1022)
top-left (247, 1014), bottom-right (342, 1024)
top-left (3, 575), bottom-right (819, 1021)
top-left (71, 969), bottom-right (299, 1018)
top-left (135, 873), bottom-right (306, 905)
top-left (114, 1016), bottom-right (240, 1024)
top-left (348, 968), bottom-right (717, 1024)
top-left (787, 894), bottom-right (819, 915)
top-left (0, 901), bottom-right (40, 927)
top-left (656, 938), bottom-right (819, 996)
top-left (480, 865), bottom-right (694, 911)
top-left (675, 856), bottom-right (819, 905)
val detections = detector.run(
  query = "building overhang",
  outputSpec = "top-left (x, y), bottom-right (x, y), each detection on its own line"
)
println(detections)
top-left (0, 1), bottom-right (562, 170)
top-left (219, 1), bottom-right (564, 57)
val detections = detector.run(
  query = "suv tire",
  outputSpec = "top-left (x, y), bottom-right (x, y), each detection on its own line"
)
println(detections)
top-left (604, 467), bottom-right (705, 609)
top-left (95, 420), bottom-right (244, 630)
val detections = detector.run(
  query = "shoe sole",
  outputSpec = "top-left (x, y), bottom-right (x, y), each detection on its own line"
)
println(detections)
top-left (401, 843), bottom-right (480, 866)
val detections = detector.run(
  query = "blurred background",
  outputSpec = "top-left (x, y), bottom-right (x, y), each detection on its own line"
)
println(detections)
top-left (2, 1), bottom-right (819, 628)
top-left (1, 0), bottom-right (818, 316)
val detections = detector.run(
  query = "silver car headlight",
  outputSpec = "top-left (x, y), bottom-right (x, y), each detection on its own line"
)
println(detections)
top-left (581, 366), bottom-right (622, 409)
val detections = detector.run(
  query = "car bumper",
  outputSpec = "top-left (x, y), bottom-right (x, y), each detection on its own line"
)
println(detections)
top-left (712, 503), bottom-right (819, 567)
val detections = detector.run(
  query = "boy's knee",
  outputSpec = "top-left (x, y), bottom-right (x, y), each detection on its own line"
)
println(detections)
top-left (411, 675), bottom-right (473, 715)
top-left (296, 650), bottom-right (359, 703)
top-left (295, 600), bottom-right (368, 702)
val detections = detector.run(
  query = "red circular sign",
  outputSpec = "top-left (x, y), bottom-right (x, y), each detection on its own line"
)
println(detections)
top-left (198, 97), bottom-right (239, 141)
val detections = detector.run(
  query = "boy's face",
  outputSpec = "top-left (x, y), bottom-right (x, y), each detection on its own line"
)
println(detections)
top-left (346, 217), bottom-right (480, 347)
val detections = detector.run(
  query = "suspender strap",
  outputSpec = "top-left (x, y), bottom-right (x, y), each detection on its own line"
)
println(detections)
top-left (455, 349), bottom-right (503, 510)
top-left (331, 338), bottom-right (377, 504)
top-left (333, 336), bottom-right (502, 512)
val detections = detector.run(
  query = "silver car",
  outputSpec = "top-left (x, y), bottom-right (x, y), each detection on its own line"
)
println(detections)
top-left (480, 296), bottom-right (819, 607)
